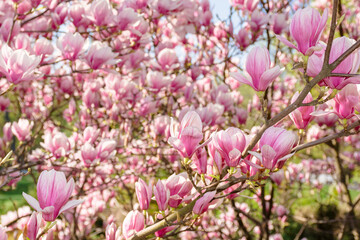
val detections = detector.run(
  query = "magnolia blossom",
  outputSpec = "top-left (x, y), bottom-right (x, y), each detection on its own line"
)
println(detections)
top-left (135, 178), bottom-right (152, 210)
top-left (231, 46), bottom-right (282, 91)
top-left (0, 225), bottom-right (7, 240)
top-left (307, 37), bottom-right (360, 89)
top-left (25, 212), bottom-right (42, 240)
top-left (168, 111), bottom-right (211, 158)
top-left (156, 48), bottom-right (179, 71)
top-left (249, 127), bottom-right (297, 170)
top-left (11, 119), bottom-right (33, 142)
top-left (85, 41), bottom-right (119, 70)
top-left (34, 38), bottom-right (54, 57)
top-left (154, 180), bottom-right (170, 211)
top-left (88, 0), bottom-right (114, 26)
top-left (193, 191), bottom-right (216, 215)
top-left (41, 132), bottom-right (71, 159)
top-left (22, 170), bottom-right (84, 222)
top-left (277, 7), bottom-right (328, 55)
top-left (154, 0), bottom-right (182, 15)
top-left (106, 223), bottom-right (122, 240)
top-left (311, 85), bottom-right (360, 119)
top-left (57, 32), bottom-right (85, 61)
top-left (122, 211), bottom-right (144, 239)
top-left (212, 127), bottom-right (247, 167)
top-left (289, 92), bottom-right (315, 129)
top-left (192, 147), bottom-right (208, 174)
top-left (165, 173), bottom-right (192, 208)
top-left (272, 13), bottom-right (288, 35)
top-left (0, 45), bottom-right (41, 84)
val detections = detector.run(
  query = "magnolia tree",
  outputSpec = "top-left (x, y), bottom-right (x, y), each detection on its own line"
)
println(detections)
top-left (0, 0), bottom-right (360, 239)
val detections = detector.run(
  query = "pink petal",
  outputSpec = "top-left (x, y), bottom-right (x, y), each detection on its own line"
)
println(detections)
top-left (259, 66), bottom-right (282, 91)
top-left (276, 35), bottom-right (298, 50)
top-left (59, 199), bottom-right (84, 214)
top-left (310, 110), bottom-right (332, 117)
top-left (243, 159), bottom-right (264, 169)
top-left (261, 145), bottom-right (277, 169)
top-left (230, 72), bottom-right (253, 86)
top-left (248, 151), bottom-right (263, 161)
top-left (42, 206), bottom-right (55, 214)
top-left (336, 76), bottom-right (360, 90)
top-left (22, 193), bottom-right (42, 212)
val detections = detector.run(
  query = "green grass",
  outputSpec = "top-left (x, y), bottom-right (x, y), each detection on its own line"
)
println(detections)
top-left (0, 175), bottom-right (35, 215)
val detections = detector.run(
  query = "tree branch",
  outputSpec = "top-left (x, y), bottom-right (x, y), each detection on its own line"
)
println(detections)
top-left (292, 120), bottom-right (360, 152)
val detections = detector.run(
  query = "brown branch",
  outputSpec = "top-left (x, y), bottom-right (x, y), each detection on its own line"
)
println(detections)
top-left (292, 120), bottom-right (360, 152)
top-left (323, 0), bottom-right (339, 65)
top-left (329, 73), bottom-right (360, 77)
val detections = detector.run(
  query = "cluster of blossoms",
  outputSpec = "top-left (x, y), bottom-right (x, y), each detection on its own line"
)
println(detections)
top-left (0, 0), bottom-right (359, 239)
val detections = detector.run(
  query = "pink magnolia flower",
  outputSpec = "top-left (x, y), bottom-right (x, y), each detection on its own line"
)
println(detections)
top-left (25, 212), bottom-right (42, 240)
top-left (270, 169), bottom-right (284, 186)
top-left (156, 48), bottom-right (179, 71)
top-left (192, 147), bottom-right (208, 174)
top-left (115, 8), bottom-right (140, 31)
top-left (272, 13), bottom-right (288, 35)
top-left (0, 225), bottom-right (7, 240)
top-left (333, 84), bottom-right (359, 119)
top-left (168, 111), bottom-right (210, 159)
top-left (154, 180), bottom-right (170, 211)
top-left (34, 38), bottom-right (54, 57)
top-left (0, 45), bottom-right (41, 84)
top-left (249, 10), bottom-right (268, 32)
top-left (193, 191), bottom-right (216, 215)
top-left (69, 2), bottom-right (87, 27)
top-left (14, 34), bottom-right (31, 51)
top-left (307, 37), bottom-right (360, 89)
top-left (126, 0), bottom-right (149, 10)
top-left (207, 140), bottom-right (224, 175)
top-left (1, 18), bottom-right (20, 43)
top-left (22, 169), bottom-right (84, 222)
top-left (106, 222), bottom-right (121, 240)
top-left (231, 46), bottom-right (282, 91)
top-left (230, 0), bottom-right (258, 11)
top-left (41, 132), bottom-right (71, 159)
top-left (0, 96), bottom-right (10, 111)
top-left (3, 122), bottom-right (12, 142)
top-left (135, 178), bottom-right (152, 210)
top-left (170, 75), bottom-right (187, 93)
top-left (270, 233), bottom-right (283, 240)
top-left (146, 71), bottom-right (169, 92)
top-left (155, 225), bottom-right (176, 238)
top-left (83, 126), bottom-right (100, 143)
top-left (88, 0), bottom-right (114, 26)
top-left (85, 41), bottom-right (119, 70)
top-left (122, 210), bottom-right (144, 239)
top-left (212, 127), bottom-right (247, 167)
top-left (11, 118), bottom-right (33, 142)
top-left (289, 92), bottom-right (315, 129)
top-left (235, 28), bottom-right (251, 50)
top-left (314, 104), bottom-right (339, 127)
top-left (57, 32), bottom-right (85, 61)
top-left (277, 7), bottom-right (328, 56)
top-left (96, 139), bottom-right (117, 161)
top-left (154, 0), bottom-right (182, 15)
top-left (165, 173), bottom-right (192, 208)
top-left (311, 85), bottom-right (360, 120)
top-left (80, 142), bottom-right (98, 167)
top-left (249, 127), bottom-right (297, 170)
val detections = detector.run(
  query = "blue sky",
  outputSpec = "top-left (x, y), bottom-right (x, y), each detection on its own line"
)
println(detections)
top-left (210, 0), bottom-right (232, 20)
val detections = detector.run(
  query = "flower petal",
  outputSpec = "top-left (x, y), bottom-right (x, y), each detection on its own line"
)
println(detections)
top-left (276, 35), bottom-right (298, 50)
top-left (22, 192), bottom-right (42, 212)
top-left (59, 199), bottom-right (84, 214)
